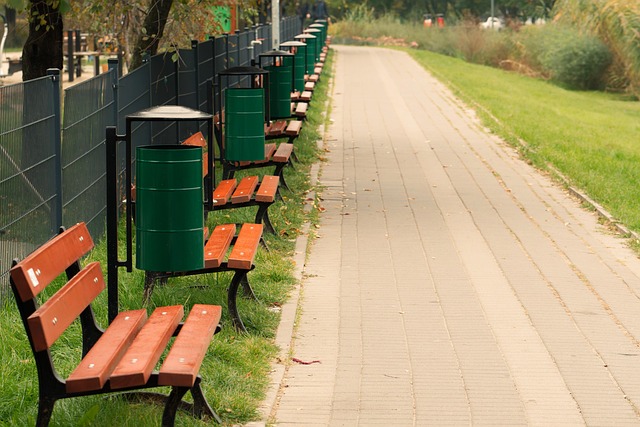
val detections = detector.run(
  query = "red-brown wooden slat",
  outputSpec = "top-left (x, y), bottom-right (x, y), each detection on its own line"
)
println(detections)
top-left (227, 224), bottom-right (263, 270)
top-left (273, 143), bottom-right (293, 163)
top-left (66, 309), bottom-right (147, 393)
top-left (231, 176), bottom-right (259, 204)
top-left (294, 103), bottom-right (308, 118)
top-left (267, 120), bottom-right (287, 136)
top-left (182, 132), bottom-right (206, 147)
top-left (299, 91), bottom-right (312, 102)
top-left (286, 120), bottom-right (302, 136)
top-left (237, 144), bottom-right (275, 167)
top-left (158, 304), bottom-right (221, 387)
top-left (27, 262), bottom-right (104, 352)
top-left (10, 223), bottom-right (94, 302)
top-left (202, 152), bottom-right (209, 177)
top-left (204, 224), bottom-right (236, 268)
top-left (213, 179), bottom-right (238, 206)
top-left (109, 305), bottom-right (184, 389)
top-left (255, 176), bottom-right (279, 203)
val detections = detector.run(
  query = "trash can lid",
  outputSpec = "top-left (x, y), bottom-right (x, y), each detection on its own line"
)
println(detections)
top-left (127, 105), bottom-right (212, 121)
top-left (259, 49), bottom-right (295, 58)
top-left (219, 65), bottom-right (268, 76)
top-left (280, 41), bottom-right (306, 47)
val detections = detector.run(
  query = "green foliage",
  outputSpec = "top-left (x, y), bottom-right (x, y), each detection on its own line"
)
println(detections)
top-left (554, 0), bottom-right (640, 95)
top-left (536, 25), bottom-right (612, 89)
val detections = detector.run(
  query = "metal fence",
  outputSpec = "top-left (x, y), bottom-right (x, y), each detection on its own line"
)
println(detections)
top-left (0, 17), bottom-right (302, 299)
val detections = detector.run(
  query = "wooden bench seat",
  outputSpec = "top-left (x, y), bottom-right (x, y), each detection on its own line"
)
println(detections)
top-left (146, 219), bottom-right (263, 332)
top-left (10, 222), bottom-right (223, 426)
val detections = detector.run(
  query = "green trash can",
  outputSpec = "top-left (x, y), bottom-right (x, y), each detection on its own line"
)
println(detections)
top-left (309, 23), bottom-right (326, 46)
top-left (225, 88), bottom-right (266, 161)
top-left (305, 28), bottom-right (322, 62)
top-left (288, 49), bottom-right (305, 93)
top-left (305, 36), bottom-right (317, 71)
top-left (281, 41), bottom-right (307, 93)
top-left (265, 64), bottom-right (293, 119)
top-left (295, 34), bottom-right (317, 75)
top-left (135, 145), bottom-right (204, 272)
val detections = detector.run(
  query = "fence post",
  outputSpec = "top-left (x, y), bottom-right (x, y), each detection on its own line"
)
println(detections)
top-left (67, 30), bottom-right (74, 82)
top-left (47, 68), bottom-right (63, 232)
top-left (108, 58), bottom-right (119, 129)
top-left (192, 40), bottom-right (200, 110)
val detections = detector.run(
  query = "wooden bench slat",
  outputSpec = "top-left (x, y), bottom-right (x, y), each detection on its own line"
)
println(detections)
top-left (158, 304), bottom-right (221, 387)
top-left (213, 179), bottom-right (238, 206)
top-left (255, 176), bottom-right (279, 203)
top-left (182, 132), bottom-right (207, 147)
top-left (202, 151), bottom-right (210, 177)
top-left (237, 144), bottom-right (276, 166)
top-left (232, 176), bottom-right (259, 204)
top-left (273, 143), bottom-right (294, 163)
top-left (228, 224), bottom-right (263, 269)
top-left (294, 102), bottom-right (308, 118)
top-left (267, 120), bottom-right (287, 136)
top-left (299, 91), bottom-right (312, 102)
top-left (110, 305), bottom-right (184, 389)
top-left (27, 262), bottom-right (105, 352)
top-left (10, 223), bottom-right (94, 302)
top-left (286, 120), bottom-right (303, 136)
top-left (204, 224), bottom-right (236, 268)
top-left (66, 309), bottom-right (147, 393)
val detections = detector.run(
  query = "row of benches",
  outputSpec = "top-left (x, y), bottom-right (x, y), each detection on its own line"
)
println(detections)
top-left (8, 27), bottom-right (330, 427)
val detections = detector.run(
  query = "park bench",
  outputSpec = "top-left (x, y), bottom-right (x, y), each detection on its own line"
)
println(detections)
top-left (181, 132), bottom-right (280, 234)
top-left (106, 125), bottom-right (263, 333)
top-left (141, 221), bottom-right (263, 333)
top-left (9, 222), bottom-right (223, 426)
top-left (213, 114), bottom-right (298, 186)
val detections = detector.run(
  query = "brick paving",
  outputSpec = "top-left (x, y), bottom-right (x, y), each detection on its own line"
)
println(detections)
top-left (265, 45), bottom-right (640, 426)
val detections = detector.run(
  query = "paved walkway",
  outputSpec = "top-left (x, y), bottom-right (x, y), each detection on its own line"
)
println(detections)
top-left (265, 45), bottom-right (640, 426)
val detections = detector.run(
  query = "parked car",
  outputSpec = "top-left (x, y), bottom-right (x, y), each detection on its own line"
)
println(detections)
top-left (480, 17), bottom-right (503, 30)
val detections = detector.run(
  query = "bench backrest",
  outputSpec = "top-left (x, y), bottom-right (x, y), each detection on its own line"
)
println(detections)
top-left (10, 223), bottom-right (97, 352)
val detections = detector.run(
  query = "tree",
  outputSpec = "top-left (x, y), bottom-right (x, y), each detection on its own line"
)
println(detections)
top-left (18, 0), bottom-right (68, 81)
top-left (129, 0), bottom-right (174, 70)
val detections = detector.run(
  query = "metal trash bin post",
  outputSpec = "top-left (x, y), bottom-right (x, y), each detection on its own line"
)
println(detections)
top-left (105, 105), bottom-right (214, 323)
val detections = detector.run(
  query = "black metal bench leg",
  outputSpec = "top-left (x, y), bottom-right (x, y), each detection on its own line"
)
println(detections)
top-left (222, 164), bottom-right (235, 180)
top-left (191, 377), bottom-right (221, 423)
top-left (274, 165), bottom-right (291, 192)
top-left (255, 204), bottom-right (276, 235)
top-left (241, 274), bottom-right (257, 300)
top-left (36, 396), bottom-right (56, 427)
top-left (162, 387), bottom-right (189, 427)
top-left (227, 271), bottom-right (245, 332)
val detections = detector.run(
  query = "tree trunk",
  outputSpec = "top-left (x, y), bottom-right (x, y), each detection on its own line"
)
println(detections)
top-left (22, 0), bottom-right (63, 81)
top-left (130, 0), bottom-right (174, 71)
top-left (4, 6), bottom-right (17, 47)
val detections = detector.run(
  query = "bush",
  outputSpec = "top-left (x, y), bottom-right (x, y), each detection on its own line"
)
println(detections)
top-left (538, 26), bottom-right (612, 90)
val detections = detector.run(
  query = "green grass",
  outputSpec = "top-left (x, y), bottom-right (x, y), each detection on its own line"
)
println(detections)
top-left (0, 54), bottom-right (331, 426)
top-left (406, 48), bottom-right (640, 233)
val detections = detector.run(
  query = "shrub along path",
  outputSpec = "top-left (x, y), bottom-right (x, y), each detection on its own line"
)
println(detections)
top-left (263, 45), bottom-right (640, 425)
